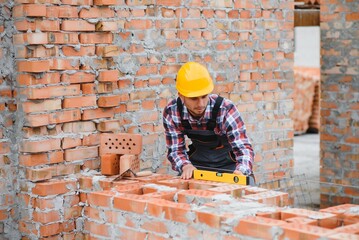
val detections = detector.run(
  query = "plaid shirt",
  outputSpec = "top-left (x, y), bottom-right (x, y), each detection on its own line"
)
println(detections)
top-left (163, 94), bottom-right (254, 174)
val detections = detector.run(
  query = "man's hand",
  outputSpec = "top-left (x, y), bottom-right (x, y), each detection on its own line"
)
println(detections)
top-left (181, 164), bottom-right (197, 179)
top-left (233, 170), bottom-right (245, 175)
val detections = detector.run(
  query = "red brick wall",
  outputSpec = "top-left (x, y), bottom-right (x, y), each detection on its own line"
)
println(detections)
top-left (0, 2), bottom-right (18, 237)
top-left (1, 0), bottom-right (295, 238)
top-left (320, 1), bottom-right (359, 207)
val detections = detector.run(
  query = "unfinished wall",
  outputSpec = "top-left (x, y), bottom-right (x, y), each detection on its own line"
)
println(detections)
top-left (320, 0), bottom-right (359, 207)
top-left (0, 1), bottom-right (19, 237)
top-left (0, 0), bottom-right (295, 238)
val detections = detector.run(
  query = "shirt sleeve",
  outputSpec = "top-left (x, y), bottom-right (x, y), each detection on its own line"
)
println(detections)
top-left (162, 105), bottom-right (191, 172)
top-left (222, 103), bottom-right (254, 175)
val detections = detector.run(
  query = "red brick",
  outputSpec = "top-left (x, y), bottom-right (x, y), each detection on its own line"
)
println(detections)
top-left (234, 216), bottom-right (287, 239)
top-left (84, 220), bottom-right (111, 237)
top-left (112, 183), bottom-right (144, 194)
top-left (26, 167), bottom-right (53, 182)
top-left (88, 190), bottom-right (115, 208)
top-left (18, 221), bottom-right (38, 236)
top-left (97, 82), bottom-right (118, 93)
top-left (16, 45), bottom-right (59, 58)
top-left (55, 163), bottom-right (81, 176)
top-left (119, 154), bottom-right (139, 176)
top-left (327, 232), bottom-right (359, 239)
top-left (93, 0), bottom-right (118, 5)
top-left (281, 208), bottom-right (339, 228)
top-left (50, 58), bottom-right (79, 70)
top-left (96, 45), bottom-right (122, 57)
top-left (25, 109), bottom-right (81, 127)
top-left (63, 95), bottom-right (97, 108)
top-left (282, 223), bottom-right (336, 239)
top-left (81, 108), bottom-right (115, 120)
top-left (63, 121), bottom-right (96, 133)
top-left (64, 146), bottom-right (98, 162)
top-left (17, 60), bottom-right (50, 73)
top-left (320, 204), bottom-right (359, 225)
top-left (333, 222), bottom-right (359, 234)
top-left (15, 19), bottom-right (60, 32)
top-left (61, 72), bottom-right (95, 84)
top-left (19, 151), bottom-right (64, 167)
top-left (17, 72), bottom-right (60, 86)
top-left (147, 198), bottom-right (192, 223)
top-left (82, 133), bottom-right (100, 146)
top-left (207, 184), bottom-right (247, 198)
top-left (177, 189), bottom-right (224, 204)
top-left (243, 190), bottom-right (289, 207)
top-left (188, 179), bottom-right (227, 190)
top-left (98, 70), bottom-right (120, 82)
top-left (97, 119), bottom-right (122, 132)
top-left (79, 33), bottom-right (113, 44)
top-left (100, 154), bottom-right (120, 175)
top-left (61, 20), bottom-right (95, 31)
top-left (157, 179), bottom-right (189, 190)
top-left (48, 32), bottom-right (79, 44)
top-left (113, 193), bottom-right (151, 214)
top-left (64, 206), bottom-right (82, 220)
top-left (13, 32), bottom-right (48, 45)
top-left (125, 19), bottom-right (153, 30)
top-left (95, 21), bottom-right (118, 31)
top-left (62, 46), bottom-right (95, 57)
top-left (13, 4), bottom-right (46, 17)
top-left (22, 99), bottom-right (61, 113)
top-left (33, 210), bottom-right (61, 224)
top-left (61, 0), bottom-right (93, 5)
top-left (97, 95), bottom-right (122, 107)
top-left (22, 84), bottom-right (81, 99)
top-left (32, 179), bottom-right (77, 196)
top-left (79, 7), bottom-right (115, 18)
top-left (346, 12), bottom-right (359, 21)
top-left (46, 6), bottom-right (78, 18)
top-left (62, 137), bottom-right (82, 149)
top-left (20, 138), bottom-right (61, 153)
top-left (100, 133), bottom-right (142, 155)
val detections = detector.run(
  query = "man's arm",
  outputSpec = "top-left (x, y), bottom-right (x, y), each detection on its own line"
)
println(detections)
top-left (162, 105), bottom-right (192, 173)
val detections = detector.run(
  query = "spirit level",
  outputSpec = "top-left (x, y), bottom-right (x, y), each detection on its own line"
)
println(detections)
top-left (193, 169), bottom-right (255, 186)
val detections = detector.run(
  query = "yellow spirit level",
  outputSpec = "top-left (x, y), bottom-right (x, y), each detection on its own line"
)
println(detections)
top-left (193, 169), bottom-right (255, 186)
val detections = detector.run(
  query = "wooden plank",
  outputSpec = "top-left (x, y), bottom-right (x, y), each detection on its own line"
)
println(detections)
top-left (294, 9), bottom-right (320, 27)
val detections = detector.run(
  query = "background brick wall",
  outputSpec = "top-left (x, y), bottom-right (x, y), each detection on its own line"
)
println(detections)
top-left (320, 0), bottom-right (359, 207)
top-left (0, 1), bottom-right (18, 237)
top-left (0, 0), bottom-right (296, 238)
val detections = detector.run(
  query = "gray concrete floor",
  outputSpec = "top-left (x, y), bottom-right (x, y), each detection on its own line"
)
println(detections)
top-left (293, 133), bottom-right (320, 208)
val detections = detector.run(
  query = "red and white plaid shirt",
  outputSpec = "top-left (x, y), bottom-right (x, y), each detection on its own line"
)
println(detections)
top-left (163, 94), bottom-right (254, 174)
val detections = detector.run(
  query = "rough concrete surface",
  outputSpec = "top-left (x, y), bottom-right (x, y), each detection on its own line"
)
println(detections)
top-left (293, 133), bottom-right (320, 208)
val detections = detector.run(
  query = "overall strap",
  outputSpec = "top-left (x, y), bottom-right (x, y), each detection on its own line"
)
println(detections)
top-left (177, 97), bottom-right (192, 130)
top-left (206, 96), bottom-right (223, 131)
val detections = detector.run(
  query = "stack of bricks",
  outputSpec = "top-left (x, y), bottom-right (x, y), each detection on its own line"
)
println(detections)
top-left (320, 0), bottom-right (359, 207)
top-left (19, 173), bottom-right (358, 239)
top-left (291, 66), bottom-right (320, 134)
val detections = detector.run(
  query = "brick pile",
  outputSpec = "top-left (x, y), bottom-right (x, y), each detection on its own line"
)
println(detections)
top-left (291, 66), bottom-right (320, 134)
top-left (19, 173), bottom-right (359, 239)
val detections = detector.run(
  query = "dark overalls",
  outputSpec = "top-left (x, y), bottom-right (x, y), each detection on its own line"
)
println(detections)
top-left (177, 96), bottom-right (237, 172)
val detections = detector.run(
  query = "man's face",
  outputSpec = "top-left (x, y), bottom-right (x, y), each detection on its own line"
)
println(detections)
top-left (181, 94), bottom-right (209, 118)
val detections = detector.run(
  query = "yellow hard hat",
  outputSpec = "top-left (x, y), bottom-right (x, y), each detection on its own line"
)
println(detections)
top-left (176, 62), bottom-right (214, 97)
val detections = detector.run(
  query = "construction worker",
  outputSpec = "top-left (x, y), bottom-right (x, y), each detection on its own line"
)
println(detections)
top-left (163, 62), bottom-right (255, 180)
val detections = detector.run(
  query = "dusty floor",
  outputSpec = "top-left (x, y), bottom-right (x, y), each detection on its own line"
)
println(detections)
top-left (293, 133), bottom-right (320, 209)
